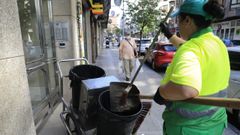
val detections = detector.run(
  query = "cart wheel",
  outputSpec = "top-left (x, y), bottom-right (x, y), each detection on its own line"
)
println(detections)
top-left (66, 113), bottom-right (82, 135)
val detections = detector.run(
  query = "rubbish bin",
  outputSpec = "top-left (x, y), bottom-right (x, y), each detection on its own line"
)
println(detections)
top-left (69, 65), bottom-right (105, 109)
top-left (97, 87), bottom-right (142, 135)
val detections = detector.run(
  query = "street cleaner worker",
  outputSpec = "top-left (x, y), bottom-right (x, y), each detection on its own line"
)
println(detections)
top-left (153, 0), bottom-right (230, 134)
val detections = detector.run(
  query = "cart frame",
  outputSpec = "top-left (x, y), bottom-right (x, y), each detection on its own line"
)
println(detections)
top-left (57, 58), bottom-right (89, 135)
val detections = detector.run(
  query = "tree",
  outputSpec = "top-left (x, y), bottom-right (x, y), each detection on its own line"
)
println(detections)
top-left (126, 0), bottom-right (161, 52)
top-left (113, 27), bottom-right (122, 36)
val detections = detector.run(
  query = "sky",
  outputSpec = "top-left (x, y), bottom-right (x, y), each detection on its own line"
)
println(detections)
top-left (109, 0), bottom-right (124, 27)
top-left (109, 0), bottom-right (138, 27)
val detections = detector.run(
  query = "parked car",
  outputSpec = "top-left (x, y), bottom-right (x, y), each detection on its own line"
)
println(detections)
top-left (222, 39), bottom-right (234, 47)
top-left (135, 38), bottom-right (151, 55)
top-left (231, 40), bottom-right (240, 46)
top-left (228, 46), bottom-right (240, 70)
top-left (226, 46), bottom-right (240, 127)
top-left (145, 42), bottom-right (176, 70)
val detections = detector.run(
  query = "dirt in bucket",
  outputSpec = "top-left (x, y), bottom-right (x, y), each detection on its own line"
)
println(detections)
top-left (109, 82), bottom-right (140, 113)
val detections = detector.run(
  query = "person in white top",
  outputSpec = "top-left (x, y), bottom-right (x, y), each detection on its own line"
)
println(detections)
top-left (119, 32), bottom-right (138, 81)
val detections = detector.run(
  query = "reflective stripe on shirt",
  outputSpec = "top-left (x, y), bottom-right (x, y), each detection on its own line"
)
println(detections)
top-left (174, 90), bottom-right (227, 119)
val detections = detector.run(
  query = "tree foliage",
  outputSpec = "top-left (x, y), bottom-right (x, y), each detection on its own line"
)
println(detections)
top-left (126, 0), bottom-right (161, 37)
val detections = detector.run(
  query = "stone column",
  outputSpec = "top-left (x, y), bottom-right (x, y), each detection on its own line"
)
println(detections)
top-left (85, 10), bottom-right (93, 63)
top-left (0, 0), bottom-right (36, 135)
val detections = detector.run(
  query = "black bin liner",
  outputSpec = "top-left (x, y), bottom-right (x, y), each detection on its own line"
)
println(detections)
top-left (69, 65), bottom-right (105, 109)
top-left (97, 89), bottom-right (142, 135)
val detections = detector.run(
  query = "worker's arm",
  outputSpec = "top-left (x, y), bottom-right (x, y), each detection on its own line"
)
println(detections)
top-left (159, 81), bottom-right (199, 101)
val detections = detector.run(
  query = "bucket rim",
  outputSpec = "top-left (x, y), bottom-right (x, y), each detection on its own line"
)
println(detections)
top-left (98, 90), bottom-right (143, 118)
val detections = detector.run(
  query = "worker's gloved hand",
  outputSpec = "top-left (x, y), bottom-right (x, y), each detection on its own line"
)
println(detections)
top-left (160, 22), bottom-right (173, 39)
top-left (153, 88), bottom-right (172, 108)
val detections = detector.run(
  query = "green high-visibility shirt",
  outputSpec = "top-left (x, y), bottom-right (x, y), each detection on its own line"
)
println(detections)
top-left (161, 27), bottom-right (230, 128)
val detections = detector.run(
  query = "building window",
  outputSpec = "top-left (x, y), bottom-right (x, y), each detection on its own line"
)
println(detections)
top-left (221, 29), bottom-right (225, 39)
top-left (237, 20), bottom-right (240, 26)
top-left (231, 20), bottom-right (236, 27)
top-left (225, 28), bottom-right (229, 39)
top-left (230, 28), bottom-right (235, 39)
top-left (230, 0), bottom-right (240, 9)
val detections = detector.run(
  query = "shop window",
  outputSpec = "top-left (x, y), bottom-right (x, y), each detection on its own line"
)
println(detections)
top-left (230, 0), bottom-right (240, 9)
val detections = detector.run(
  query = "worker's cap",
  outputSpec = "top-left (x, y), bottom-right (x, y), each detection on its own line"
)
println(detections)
top-left (171, 0), bottom-right (213, 20)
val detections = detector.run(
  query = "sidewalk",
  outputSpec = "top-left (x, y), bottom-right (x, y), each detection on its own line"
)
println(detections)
top-left (95, 46), bottom-right (165, 134)
top-left (39, 46), bottom-right (239, 135)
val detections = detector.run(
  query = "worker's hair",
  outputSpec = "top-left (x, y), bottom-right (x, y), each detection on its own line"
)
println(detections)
top-left (179, 0), bottom-right (225, 29)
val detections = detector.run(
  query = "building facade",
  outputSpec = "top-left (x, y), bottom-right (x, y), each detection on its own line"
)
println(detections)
top-left (173, 0), bottom-right (240, 41)
top-left (212, 0), bottom-right (240, 40)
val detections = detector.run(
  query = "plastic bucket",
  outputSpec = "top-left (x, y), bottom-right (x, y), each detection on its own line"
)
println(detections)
top-left (69, 65), bottom-right (105, 109)
top-left (97, 90), bottom-right (142, 135)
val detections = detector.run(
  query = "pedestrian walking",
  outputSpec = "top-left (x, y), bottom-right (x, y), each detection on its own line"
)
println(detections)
top-left (154, 0), bottom-right (230, 134)
top-left (119, 32), bottom-right (138, 81)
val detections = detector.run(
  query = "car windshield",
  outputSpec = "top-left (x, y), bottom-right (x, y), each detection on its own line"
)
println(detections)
top-left (135, 40), bottom-right (151, 44)
top-left (163, 45), bottom-right (176, 51)
top-left (141, 40), bottom-right (151, 44)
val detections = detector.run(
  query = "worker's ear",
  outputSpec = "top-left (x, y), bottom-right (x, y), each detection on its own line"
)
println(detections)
top-left (184, 16), bottom-right (193, 25)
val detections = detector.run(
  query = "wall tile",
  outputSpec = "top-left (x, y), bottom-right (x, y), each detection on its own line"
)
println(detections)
top-left (0, 57), bottom-right (36, 135)
top-left (0, 0), bottom-right (24, 59)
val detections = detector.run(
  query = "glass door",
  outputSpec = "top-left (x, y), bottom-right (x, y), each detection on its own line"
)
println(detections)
top-left (17, 0), bottom-right (59, 130)
top-left (41, 0), bottom-right (59, 107)
top-left (17, 0), bottom-right (44, 64)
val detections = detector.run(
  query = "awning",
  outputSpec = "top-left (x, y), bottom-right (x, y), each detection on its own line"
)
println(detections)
top-left (82, 0), bottom-right (111, 28)
top-left (89, 0), bottom-right (104, 15)
top-left (88, 0), bottom-right (111, 15)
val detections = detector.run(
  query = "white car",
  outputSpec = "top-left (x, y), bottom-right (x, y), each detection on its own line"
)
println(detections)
top-left (135, 38), bottom-right (152, 55)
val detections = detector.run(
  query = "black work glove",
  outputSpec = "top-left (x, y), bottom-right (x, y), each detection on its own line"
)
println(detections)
top-left (160, 22), bottom-right (173, 39)
top-left (153, 88), bottom-right (172, 108)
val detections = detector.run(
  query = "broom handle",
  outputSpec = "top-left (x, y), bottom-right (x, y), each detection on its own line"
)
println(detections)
top-left (139, 95), bottom-right (240, 109)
